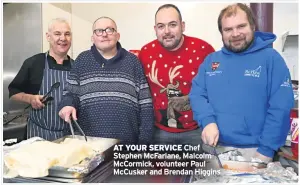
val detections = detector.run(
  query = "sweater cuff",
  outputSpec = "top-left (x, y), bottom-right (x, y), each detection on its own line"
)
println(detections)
top-left (201, 116), bottom-right (216, 128)
top-left (257, 145), bottom-right (275, 158)
top-left (58, 96), bottom-right (76, 111)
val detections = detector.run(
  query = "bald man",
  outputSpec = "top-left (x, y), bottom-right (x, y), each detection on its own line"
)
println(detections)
top-left (9, 18), bottom-right (73, 141)
top-left (59, 17), bottom-right (154, 144)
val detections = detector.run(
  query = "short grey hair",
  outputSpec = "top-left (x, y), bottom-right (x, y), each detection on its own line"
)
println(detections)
top-left (48, 18), bottom-right (70, 32)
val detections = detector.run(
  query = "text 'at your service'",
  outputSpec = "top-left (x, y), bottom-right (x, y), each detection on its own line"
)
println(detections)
top-left (113, 144), bottom-right (202, 152)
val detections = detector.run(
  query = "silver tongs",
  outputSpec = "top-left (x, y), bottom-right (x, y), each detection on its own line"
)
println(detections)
top-left (203, 143), bottom-right (223, 168)
top-left (213, 146), bottom-right (223, 169)
top-left (69, 117), bottom-right (88, 142)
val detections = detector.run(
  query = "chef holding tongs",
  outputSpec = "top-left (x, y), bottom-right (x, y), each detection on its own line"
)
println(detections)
top-left (8, 18), bottom-right (74, 141)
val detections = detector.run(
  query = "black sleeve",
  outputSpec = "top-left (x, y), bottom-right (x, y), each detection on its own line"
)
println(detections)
top-left (8, 53), bottom-right (45, 98)
top-left (8, 58), bottom-right (32, 98)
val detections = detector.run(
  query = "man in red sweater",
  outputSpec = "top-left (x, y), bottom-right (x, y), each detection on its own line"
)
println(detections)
top-left (139, 4), bottom-right (215, 146)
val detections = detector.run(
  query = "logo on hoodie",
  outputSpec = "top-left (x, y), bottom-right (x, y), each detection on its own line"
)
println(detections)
top-left (211, 62), bottom-right (220, 71)
top-left (281, 77), bottom-right (292, 88)
top-left (244, 66), bottom-right (261, 78)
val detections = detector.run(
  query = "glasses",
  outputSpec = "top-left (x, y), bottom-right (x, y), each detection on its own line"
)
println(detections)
top-left (93, 27), bottom-right (116, 36)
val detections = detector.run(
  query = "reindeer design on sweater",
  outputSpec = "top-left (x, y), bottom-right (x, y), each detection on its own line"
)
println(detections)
top-left (149, 60), bottom-right (191, 128)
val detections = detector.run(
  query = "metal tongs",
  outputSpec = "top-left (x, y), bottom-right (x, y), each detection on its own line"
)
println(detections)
top-left (69, 117), bottom-right (88, 142)
top-left (3, 82), bottom-right (59, 125)
top-left (213, 146), bottom-right (223, 169)
top-left (203, 143), bottom-right (223, 168)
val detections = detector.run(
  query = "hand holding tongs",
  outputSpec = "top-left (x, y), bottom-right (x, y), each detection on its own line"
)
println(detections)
top-left (68, 117), bottom-right (88, 142)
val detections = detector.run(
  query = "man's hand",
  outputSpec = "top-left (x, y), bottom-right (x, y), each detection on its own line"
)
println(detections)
top-left (59, 106), bottom-right (77, 123)
top-left (253, 151), bottom-right (272, 163)
top-left (202, 123), bottom-right (219, 146)
top-left (30, 95), bottom-right (45, 109)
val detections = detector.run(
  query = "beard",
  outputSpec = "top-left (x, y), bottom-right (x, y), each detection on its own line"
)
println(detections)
top-left (223, 33), bottom-right (254, 53)
top-left (159, 34), bottom-right (183, 50)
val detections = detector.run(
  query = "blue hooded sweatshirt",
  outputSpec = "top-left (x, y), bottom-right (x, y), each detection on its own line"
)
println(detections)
top-left (189, 31), bottom-right (294, 157)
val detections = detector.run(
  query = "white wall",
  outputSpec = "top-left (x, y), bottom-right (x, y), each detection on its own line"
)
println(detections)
top-left (42, 3), bottom-right (298, 61)
top-left (273, 3), bottom-right (298, 51)
top-left (282, 36), bottom-right (298, 80)
top-left (42, 3), bottom-right (73, 56)
top-left (273, 3), bottom-right (298, 80)
top-left (70, 3), bottom-right (237, 57)
top-left (42, 3), bottom-right (238, 58)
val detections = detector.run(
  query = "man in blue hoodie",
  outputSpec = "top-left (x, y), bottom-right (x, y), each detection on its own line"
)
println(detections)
top-left (189, 3), bottom-right (294, 163)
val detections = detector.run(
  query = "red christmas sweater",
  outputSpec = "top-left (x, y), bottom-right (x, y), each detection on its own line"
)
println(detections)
top-left (139, 35), bottom-right (215, 132)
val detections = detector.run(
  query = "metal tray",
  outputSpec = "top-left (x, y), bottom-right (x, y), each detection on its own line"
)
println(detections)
top-left (47, 135), bottom-right (119, 179)
top-left (3, 135), bottom-right (119, 180)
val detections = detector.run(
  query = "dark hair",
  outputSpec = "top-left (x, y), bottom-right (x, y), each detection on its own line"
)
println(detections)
top-left (92, 16), bottom-right (117, 31)
top-left (155, 4), bottom-right (182, 22)
top-left (217, 3), bottom-right (256, 33)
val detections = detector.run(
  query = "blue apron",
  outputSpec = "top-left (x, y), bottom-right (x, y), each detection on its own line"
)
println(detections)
top-left (27, 53), bottom-right (70, 141)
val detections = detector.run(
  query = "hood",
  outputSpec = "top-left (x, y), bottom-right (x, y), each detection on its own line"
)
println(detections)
top-left (90, 41), bottom-right (124, 65)
top-left (222, 31), bottom-right (276, 55)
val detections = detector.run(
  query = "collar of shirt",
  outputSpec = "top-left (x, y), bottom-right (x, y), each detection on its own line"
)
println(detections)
top-left (90, 42), bottom-right (124, 68)
top-left (47, 53), bottom-right (72, 71)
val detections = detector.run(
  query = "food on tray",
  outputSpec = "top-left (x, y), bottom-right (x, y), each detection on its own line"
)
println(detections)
top-left (223, 164), bottom-right (229, 169)
top-left (4, 141), bottom-right (64, 177)
top-left (222, 162), bottom-right (254, 172)
top-left (56, 139), bottom-right (95, 168)
top-left (4, 138), bottom-right (111, 178)
top-left (61, 138), bottom-right (114, 153)
top-left (217, 150), bottom-right (266, 172)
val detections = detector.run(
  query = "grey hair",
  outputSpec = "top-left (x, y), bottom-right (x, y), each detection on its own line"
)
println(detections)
top-left (48, 18), bottom-right (70, 32)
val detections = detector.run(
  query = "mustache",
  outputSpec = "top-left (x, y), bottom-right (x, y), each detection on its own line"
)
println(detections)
top-left (230, 36), bottom-right (245, 42)
top-left (163, 35), bottom-right (174, 39)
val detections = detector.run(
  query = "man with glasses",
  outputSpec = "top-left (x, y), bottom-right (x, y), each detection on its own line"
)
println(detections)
top-left (59, 17), bottom-right (154, 144)
top-left (8, 18), bottom-right (73, 141)
top-left (138, 4), bottom-right (214, 147)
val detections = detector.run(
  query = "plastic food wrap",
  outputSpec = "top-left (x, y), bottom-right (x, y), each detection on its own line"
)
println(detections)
top-left (193, 149), bottom-right (298, 183)
top-left (192, 162), bottom-right (298, 183)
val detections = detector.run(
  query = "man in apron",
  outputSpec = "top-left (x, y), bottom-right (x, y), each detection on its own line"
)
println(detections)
top-left (8, 18), bottom-right (73, 141)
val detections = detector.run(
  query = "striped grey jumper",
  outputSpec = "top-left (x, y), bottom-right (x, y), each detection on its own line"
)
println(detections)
top-left (59, 43), bottom-right (154, 144)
